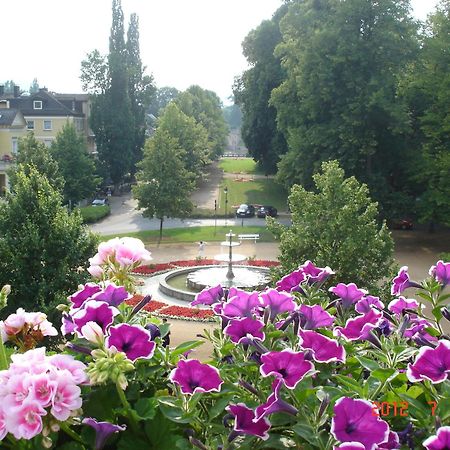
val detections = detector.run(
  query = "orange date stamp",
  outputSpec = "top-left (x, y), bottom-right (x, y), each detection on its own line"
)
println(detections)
top-left (371, 401), bottom-right (437, 417)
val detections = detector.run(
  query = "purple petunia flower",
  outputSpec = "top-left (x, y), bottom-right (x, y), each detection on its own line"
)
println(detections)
top-left (423, 426), bottom-right (450, 450)
top-left (299, 304), bottom-right (334, 329)
top-left (334, 444), bottom-right (365, 450)
top-left (300, 260), bottom-right (334, 285)
top-left (387, 296), bottom-right (419, 315)
top-left (391, 266), bottom-right (421, 296)
top-left (334, 309), bottom-right (382, 341)
top-left (298, 329), bottom-right (346, 363)
top-left (429, 261), bottom-right (450, 287)
top-left (226, 403), bottom-right (271, 440)
top-left (329, 283), bottom-right (368, 309)
top-left (72, 301), bottom-right (119, 335)
top-left (355, 296), bottom-right (385, 314)
top-left (276, 269), bottom-right (307, 293)
top-left (260, 289), bottom-right (296, 321)
top-left (69, 283), bottom-right (102, 308)
top-left (169, 359), bottom-right (223, 395)
top-left (403, 315), bottom-right (438, 344)
top-left (221, 288), bottom-right (262, 318)
top-left (331, 397), bottom-right (390, 450)
top-left (91, 283), bottom-right (131, 307)
top-left (82, 418), bottom-right (126, 450)
top-left (379, 431), bottom-right (401, 449)
top-left (254, 379), bottom-right (298, 421)
top-left (260, 349), bottom-right (314, 389)
top-left (407, 340), bottom-right (450, 384)
top-left (106, 324), bottom-right (156, 361)
top-left (191, 284), bottom-right (224, 307)
top-left (224, 317), bottom-right (265, 345)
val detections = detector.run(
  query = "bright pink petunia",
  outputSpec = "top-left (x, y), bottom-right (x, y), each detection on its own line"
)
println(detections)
top-left (329, 283), bottom-right (368, 308)
top-left (254, 379), bottom-right (298, 421)
top-left (298, 329), bottom-right (346, 363)
top-left (260, 289), bottom-right (297, 320)
top-left (226, 403), bottom-right (271, 440)
top-left (355, 296), bottom-right (385, 314)
top-left (391, 266), bottom-right (420, 296)
top-left (423, 426), bottom-right (450, 450)
top-left (334, 309), bottom-right (382, 341)
top-left (106, 324), bottom-right (156, 361)
top-left (224, 317), bottom-right (265, 345)
top-left (299, 304), bottom-right (335, 329)
top-left (387, 296), bottom-right (419, 315)
top-left (221, 288), bottom-right (262, 318)
top-left (429, 260), bottom-right (450, 287)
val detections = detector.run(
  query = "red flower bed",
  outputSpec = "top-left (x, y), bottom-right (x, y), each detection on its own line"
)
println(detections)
top-left (158, 305), bottom-right (214, 319)
top-left (133, 263), bottom-right (175, 275)
top-left (247, 260), bottom-right (280, 267)
top-left (143, 300), bottom-right (169, 313)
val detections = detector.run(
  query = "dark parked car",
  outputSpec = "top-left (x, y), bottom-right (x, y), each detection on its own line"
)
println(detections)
top-left (257, 205), bottom-right (278, 218)
top-left (236, 204), bottom-right (255, 218)
top-left (389, 218), bottom-right (413, 230)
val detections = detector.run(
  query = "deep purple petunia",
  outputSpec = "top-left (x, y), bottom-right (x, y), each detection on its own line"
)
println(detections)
top-left (300, 260), bottom-right (334, 285)
top-left (423, 426), bottom-right (450, 450)
top-left (106, 324), bottom-right (156, 361)
top-left (299, 304), bottom-right (334, 329)
top-left (334, 309), bottom-right (382, 341)
top-left (429, 260), bottom-right (450, 287)
top-left (82, 418), bottom-right (126, 450)
top-left (391, 266), bottom-right (420, 296)
top-left (403, 315), bottom-right (438, 343)
top-left (355, 296), bottom-right (385, 314)
top-left (260, 349), bottom-right (314, 389)
top-left (191, 284), bottom-right (224, 307)
top-left (329, 283), bottom-right (368, 309)
top-left (169, 359), bottom-right (223, 395)
top-left (387, 296), bottom-right (419, 315)
top-left (254, 379), bottom-right (298, 421)
top-left (378, 431), bottom-right (401, 449)
top-left (331, 397), bottom-right (389, 450)
top-left (276, 269), bottom-right (307, 293)
top-left (226, 403), bottom-right (271, 440)
top-left (298, 329), bottom-right (346, 363)
top-left (334, 444), bottom-right (365, 450)
top-left (260, 289), bottom-right (296, 321)
top-left (72, 300), bottom-right (119, 335)
top-left (407, 340), bottom-right (450, 384)
top-left (69, 283), bottom-right (102, 308)
top-left (221, 288), bottom-right (262, 318)
top-left (224, 317), bottom-right (265, 345)
top-left (91, 283), bottom-right (131, 307)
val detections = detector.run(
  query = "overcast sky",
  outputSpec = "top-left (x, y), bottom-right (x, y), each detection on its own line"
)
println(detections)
top-left (2, 0), bottom-right (439, 103)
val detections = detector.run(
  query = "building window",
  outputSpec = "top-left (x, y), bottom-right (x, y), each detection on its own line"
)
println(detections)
top-left (11, 138), bottom-right (18, 155)
top-left (43, 139), bottom-right (53, 148)
top-left (33, 100), bottom-right (43, 110)
top-left (43, 120), bottom-right (52, 130)
top-left (27, 120), bottom-right (35, 130)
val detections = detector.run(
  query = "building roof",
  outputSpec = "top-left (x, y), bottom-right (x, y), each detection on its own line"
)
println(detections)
top-left (6, 89), bottom-right (84, 117)
top-left (0, 108), bottom-right (23, 126)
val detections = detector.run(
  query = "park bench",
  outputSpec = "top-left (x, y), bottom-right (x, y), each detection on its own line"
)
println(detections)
top-left (238, 234), bottom-right (260, 243)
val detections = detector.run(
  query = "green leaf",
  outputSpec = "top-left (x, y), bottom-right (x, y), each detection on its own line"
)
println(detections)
top-left (355, 356), bottom-right (381, 371)
top-left (170, 340), bottom-right (204, 359)
top-left (208, 396), bottom-right (233, 420)
top-left (134, 397), bottom-right (158, 420)
top-left (333, 375), bottom-right (365, 396)
top-left (371, 368), bottom-right (398, 383)
top-left (431, 306), bottom-right (443, 322)
top-left (292, 423), bottom-right (319, 444)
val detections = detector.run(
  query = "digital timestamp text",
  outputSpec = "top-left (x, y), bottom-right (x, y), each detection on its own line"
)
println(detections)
top-left (371, 401), bottom-right (437, 417)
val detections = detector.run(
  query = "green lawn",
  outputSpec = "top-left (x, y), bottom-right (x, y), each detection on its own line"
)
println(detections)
top-left (218, 178), bottom-right (288, 213)
top-left (219, 157), bottom-right (263, 174)
top-left (101, 226), bottom-right (276, 244)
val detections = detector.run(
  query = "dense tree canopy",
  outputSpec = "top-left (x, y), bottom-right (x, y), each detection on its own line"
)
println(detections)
top-left (133, 130), bottom-right (194, 240)
top-left (268, 161), bottom-right (394, 291)
top-left (176, 85), bottom-right (228, 159)
top-left (51, 123), bottom-right (99, 205)
top-left (234, 5), bottom-right (288, 174)
top-left (0, 167), bottom-right (97, 316)
top-left (148, 86), bottom-right (180, 117)
top-left (271, 0), bottom-right (418, 214)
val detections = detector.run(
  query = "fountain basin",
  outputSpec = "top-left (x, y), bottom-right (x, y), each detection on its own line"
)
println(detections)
top-left (158, 265), bottom-right (271, 302)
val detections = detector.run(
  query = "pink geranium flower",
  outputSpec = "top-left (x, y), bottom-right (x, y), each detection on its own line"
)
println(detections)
top-left (5, 399), bottom-right (46, 440)
top-left (50, 373), bottom-right (82, 421)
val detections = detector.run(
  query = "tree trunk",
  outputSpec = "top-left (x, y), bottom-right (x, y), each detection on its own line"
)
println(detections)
top-left (158, 217), bottom-right (164, 245)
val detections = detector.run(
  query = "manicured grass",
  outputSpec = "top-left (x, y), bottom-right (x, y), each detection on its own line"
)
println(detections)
top-left (101, 226), bottom-right (276, 244)
top-left (78, 205), bottom-right (110, 223)
top-left (219, 178), bottom-right (288, 212)
top-left (219, 157), bottom-right (263, 174)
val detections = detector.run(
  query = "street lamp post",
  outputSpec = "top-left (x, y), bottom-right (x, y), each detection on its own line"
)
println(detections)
top-left (224, 186), bottom-right (228, 226)
top-left (214, 199), bottom-right (217, 235)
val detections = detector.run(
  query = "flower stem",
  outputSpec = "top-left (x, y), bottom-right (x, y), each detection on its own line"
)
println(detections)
top-left (115, 381), bottom-right (140, 434)
top-left (60, 423), bottom-right (85, 444)
top-left (0, 337), bottom-right (8, 370)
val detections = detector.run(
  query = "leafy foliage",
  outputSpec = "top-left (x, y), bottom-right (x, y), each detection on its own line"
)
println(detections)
top-left (0, 167), bottom-right (97, 316)
top-left (51, 123), bottom-right (100, 204)
top-left (268, 161), bottom-right (395, 290)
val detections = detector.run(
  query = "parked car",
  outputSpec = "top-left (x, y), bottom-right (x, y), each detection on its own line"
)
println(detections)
top-left (236, 204), bottom-right (255, 218)
top-left (91, 198), bottom-right (109, 207)
top-left (389, 218), bottom-right (413, 230)
top-left (257, 205), bottom-right (278, 218)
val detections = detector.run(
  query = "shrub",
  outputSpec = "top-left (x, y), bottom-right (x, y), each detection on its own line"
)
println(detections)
top-left (78, 204), bottom-right (110, 223)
